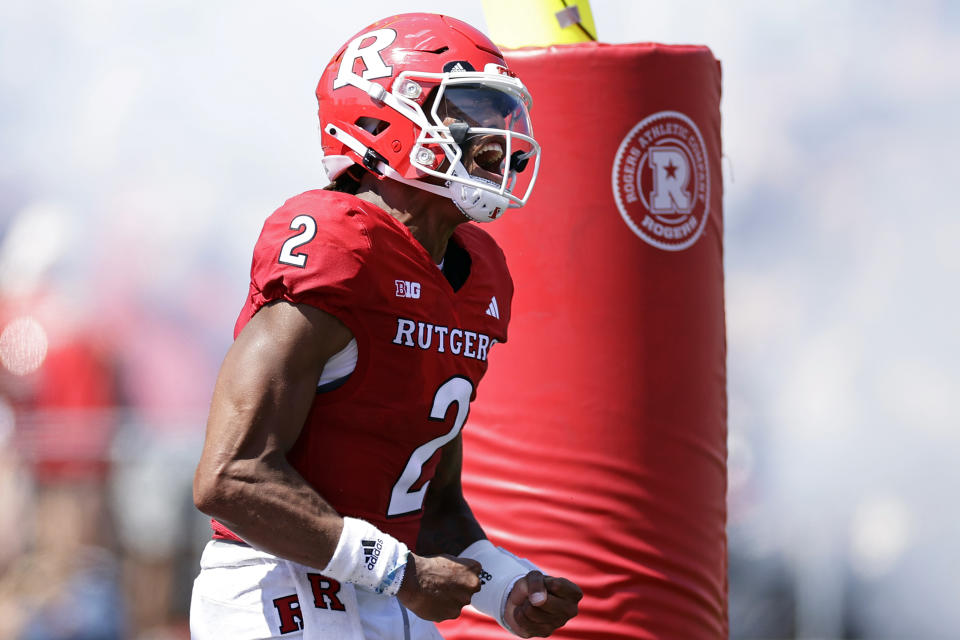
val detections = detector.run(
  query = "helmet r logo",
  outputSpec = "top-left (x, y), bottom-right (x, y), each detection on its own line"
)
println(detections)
top-left (611, 111), bottom-right (710, 251)
top-left (333, 28), bottom-right (397, 89)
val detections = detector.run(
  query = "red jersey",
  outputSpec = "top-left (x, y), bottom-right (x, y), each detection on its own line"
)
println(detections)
top-left (213, 189), bottom-right (512, 549)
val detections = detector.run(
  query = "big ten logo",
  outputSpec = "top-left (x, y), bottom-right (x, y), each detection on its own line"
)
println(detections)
top-left (395, 280), bottom-right (421, 299)
top-left (612, 111), bottom-right (711, 251)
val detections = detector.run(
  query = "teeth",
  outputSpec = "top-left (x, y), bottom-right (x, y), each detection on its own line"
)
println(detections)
top-left (475, 142), bottom-right (503, 166)
top-left (478, 142), bottom-right (503, 158)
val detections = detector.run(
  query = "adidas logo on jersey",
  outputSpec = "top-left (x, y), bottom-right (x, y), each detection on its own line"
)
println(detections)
top-left (362, 538), bottom-right (383, 571)
top-left (486, 296), bottom-right (500, 319)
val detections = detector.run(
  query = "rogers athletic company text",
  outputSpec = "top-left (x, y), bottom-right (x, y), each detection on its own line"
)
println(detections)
top-left (392, 317), bottom-right (496, 362)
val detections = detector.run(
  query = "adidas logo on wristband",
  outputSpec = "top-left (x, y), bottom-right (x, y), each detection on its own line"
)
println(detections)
top-left (460, 539), bottom-right (542, 634)
top-left (362, 538), bottom-right (383, 570)
top-left (323, 518), bottom-right (409, 597)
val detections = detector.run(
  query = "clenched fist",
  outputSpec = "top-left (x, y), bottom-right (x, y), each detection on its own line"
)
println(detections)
top-left (397, 553), bottom-right (482, 621)
top-left (504, 571), bottom-right (583, 638)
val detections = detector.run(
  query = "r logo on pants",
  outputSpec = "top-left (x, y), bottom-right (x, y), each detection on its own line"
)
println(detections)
top-left (273, 575), bottom-right (346, 634)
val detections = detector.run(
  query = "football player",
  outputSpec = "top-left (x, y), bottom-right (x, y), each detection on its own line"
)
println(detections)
top-left (190, 13), bottom-right (581, 639)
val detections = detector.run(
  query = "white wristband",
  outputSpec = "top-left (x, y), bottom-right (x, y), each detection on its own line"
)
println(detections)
top-left (322, 517), bottom-right (409, 596)
top-left (460, 539), bottom-right (540, 636)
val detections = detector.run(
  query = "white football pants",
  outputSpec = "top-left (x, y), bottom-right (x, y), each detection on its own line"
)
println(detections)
top-left (190, 540), bottom-right (444, 640)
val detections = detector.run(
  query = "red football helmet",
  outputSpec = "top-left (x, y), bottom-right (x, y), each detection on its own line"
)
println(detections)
top-left (316, 13), bottom-right (540, 222)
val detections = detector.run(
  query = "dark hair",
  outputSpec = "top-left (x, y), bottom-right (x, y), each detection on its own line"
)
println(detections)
top-left (322, 165), bottom-right (364, 194)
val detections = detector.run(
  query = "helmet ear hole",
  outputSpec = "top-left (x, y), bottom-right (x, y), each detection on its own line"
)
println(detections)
top-left (355, 117), bottom-right (391, 136)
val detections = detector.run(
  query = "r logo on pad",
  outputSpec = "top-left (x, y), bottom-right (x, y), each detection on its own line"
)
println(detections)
top-left (612, 111), bottom-right (710, 251)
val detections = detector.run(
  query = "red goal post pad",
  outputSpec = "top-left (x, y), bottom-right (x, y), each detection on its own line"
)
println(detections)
top-left (439, 42), bottom-right (727, 639)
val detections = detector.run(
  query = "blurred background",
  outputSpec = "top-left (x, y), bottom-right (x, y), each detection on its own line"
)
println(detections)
top-left (1, 1), bottom-right (957, 638)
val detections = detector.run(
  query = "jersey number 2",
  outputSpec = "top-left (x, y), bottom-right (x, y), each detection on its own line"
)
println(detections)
top-left (278, 215), bottom-right (317, 268)
top-left (387, 376), bottom-right (473, 517)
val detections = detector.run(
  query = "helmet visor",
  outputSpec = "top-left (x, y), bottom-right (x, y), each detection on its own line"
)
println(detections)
top-left (433, 84), bottom-right (537, 193)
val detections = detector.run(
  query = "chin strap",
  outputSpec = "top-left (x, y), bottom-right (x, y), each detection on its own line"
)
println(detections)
top-left (324, 125), bottom-right (391, 176)
top-left (323, 124), bottom-right (510, 223)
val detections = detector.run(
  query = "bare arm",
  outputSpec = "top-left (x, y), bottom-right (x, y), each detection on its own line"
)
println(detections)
top-left (192, 300), bottom-right (352, 569)
top-left (193, 300), bottom-right (482, 620)
top-left (417, 433), bottom-right (486, 556)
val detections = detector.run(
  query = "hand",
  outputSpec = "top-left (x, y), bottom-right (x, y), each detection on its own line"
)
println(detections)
top-left (397, 553), bottom-right (482, 622)
top-left (504, 571), bottom-right (583, 638)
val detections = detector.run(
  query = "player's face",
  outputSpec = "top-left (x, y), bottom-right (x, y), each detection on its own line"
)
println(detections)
top-left (435, 85), bottom-right (535, 185)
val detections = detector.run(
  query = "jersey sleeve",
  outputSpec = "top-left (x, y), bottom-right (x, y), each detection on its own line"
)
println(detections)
top-left (235, 190), bottom-right (372, 336)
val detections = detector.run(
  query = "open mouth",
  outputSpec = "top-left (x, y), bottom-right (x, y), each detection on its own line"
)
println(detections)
top-left (467, 137), bottom-right (506, 177)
